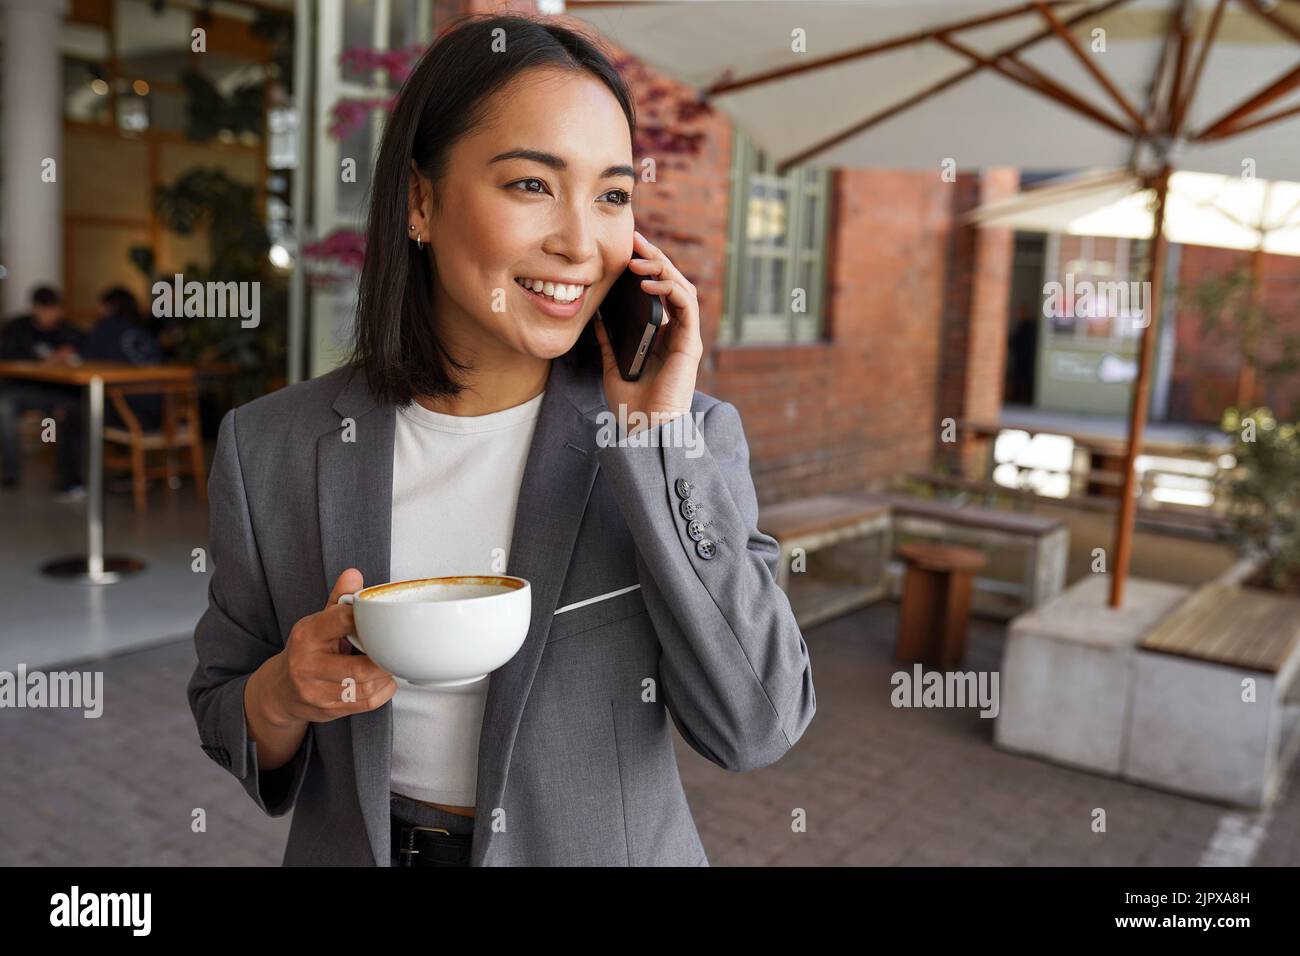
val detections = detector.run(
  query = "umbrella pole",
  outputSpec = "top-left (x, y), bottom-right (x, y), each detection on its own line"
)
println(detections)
top-left (1109, 164), bottom-right (1172, 608)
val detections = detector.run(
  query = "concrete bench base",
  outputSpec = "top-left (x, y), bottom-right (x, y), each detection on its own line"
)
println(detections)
top-left (995, 575), bottom-right (1189, 775)
top-left (996, 573), bottom-right (1300, 808)
top-left (1126, 647), bottom-right (1300, 808)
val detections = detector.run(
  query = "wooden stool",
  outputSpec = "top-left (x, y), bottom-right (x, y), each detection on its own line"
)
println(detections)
top-left (895, 541), bottom-right (988, 670)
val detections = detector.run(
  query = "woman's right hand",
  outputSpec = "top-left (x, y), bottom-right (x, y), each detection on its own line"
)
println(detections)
top-left (262, 568), bottom-right (398, 725)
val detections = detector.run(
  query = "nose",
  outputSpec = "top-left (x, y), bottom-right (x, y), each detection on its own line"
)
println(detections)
top-left (541, 198), bottom-right (599, 264)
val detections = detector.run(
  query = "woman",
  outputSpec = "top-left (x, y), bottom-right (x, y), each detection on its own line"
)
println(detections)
top-left (188, 13), bottom-right (815, 867)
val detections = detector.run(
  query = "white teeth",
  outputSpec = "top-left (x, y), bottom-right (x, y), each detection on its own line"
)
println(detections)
top-left (515, 277), bottom-right (585, 303)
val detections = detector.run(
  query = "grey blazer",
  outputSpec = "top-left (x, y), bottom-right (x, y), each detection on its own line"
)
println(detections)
top-left (187, 351), bottom-right (816, 866)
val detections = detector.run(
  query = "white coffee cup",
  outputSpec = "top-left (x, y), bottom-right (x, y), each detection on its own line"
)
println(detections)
top-left (339, 575), bottom-right (531, 687)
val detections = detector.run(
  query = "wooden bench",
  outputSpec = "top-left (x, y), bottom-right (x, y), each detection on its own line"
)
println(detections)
top-left (757, 494), bottom-right (891, 629)
top-left (1124, 581), bottom-right (1300, 807)
top-left (867, 492), bottom-right (1068, 618)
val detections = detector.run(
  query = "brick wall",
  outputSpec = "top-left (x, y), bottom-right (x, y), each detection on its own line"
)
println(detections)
top-left (1170, 245), bottom-right (1300, 424)
top-left (705, 168), bottom-right (965, 504)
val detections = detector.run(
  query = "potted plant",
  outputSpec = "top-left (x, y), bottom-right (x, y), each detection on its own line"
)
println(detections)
top-left (1221, 406), bottom-right (1300, 594)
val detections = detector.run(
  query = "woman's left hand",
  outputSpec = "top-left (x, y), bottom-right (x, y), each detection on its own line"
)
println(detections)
top-left (594, 230), bottom-right (702, 435)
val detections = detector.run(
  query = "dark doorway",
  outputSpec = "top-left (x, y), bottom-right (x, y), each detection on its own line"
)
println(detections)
top-left (1004, 231), bottom-right (1045, 406)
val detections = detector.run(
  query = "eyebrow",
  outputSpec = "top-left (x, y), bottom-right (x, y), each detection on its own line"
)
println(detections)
top-left (489, 147), bottom-right (635, 181)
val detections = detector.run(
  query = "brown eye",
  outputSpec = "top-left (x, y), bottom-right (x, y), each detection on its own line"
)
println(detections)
top-left (508, 178), bottom-right (548, 195)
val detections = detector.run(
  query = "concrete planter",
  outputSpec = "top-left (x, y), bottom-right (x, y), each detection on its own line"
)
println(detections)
top-left (994, 558), bottom-right (1300, 809)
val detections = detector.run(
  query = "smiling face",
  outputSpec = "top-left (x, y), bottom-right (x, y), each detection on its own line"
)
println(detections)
top-left (412, 66), bottom-right (635, 371)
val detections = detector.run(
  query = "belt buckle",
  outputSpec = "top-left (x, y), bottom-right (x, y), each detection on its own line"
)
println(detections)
top-left (398, 825), bottom-right (450, 866)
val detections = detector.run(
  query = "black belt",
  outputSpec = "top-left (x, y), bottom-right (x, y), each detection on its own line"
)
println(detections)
top-left (391, 814), bottom-right (473, 867)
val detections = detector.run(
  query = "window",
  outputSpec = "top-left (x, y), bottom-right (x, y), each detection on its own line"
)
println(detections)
top-left (723, 132), bottom-right (830, 343)
top-left (1043, 233), bottom-right (1152, 344)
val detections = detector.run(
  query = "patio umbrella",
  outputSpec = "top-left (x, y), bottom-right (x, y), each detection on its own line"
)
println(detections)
top-left (968, 167), bottom-right (1300, 253)
top-left (566, 0), bottom-right (1300, 607)
top-left (968, 166), bottom-right (1300, 405)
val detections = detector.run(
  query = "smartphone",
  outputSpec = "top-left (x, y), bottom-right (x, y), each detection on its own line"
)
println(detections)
top-left (597, 264), bottom-right (664, 381)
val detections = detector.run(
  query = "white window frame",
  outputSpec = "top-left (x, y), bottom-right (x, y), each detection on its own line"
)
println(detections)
top-left (722, 132), bottom-right (830, 344)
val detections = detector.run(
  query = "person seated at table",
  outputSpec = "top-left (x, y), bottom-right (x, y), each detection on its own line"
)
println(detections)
top-left (45, 288), bottom-right (168, 503)
top-left (0, 285), bottom-right (86, 492)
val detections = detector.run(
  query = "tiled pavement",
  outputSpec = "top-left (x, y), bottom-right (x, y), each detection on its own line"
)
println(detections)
top-left (2, 602), bottom-right (1297, 866)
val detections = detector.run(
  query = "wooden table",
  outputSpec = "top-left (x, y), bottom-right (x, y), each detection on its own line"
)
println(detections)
top-left (0, 360), bottom-right (197, 583)
top-left (895, 541), bottom-right (988, 670)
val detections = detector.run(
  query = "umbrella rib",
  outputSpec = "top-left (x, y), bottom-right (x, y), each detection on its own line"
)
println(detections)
top-left (1030, 0), bottom-right (1147, 132)
top-left (1172, 0), bottom-right (1228, 133)
top-left (1238, 0), bottom-right (1300, 45)
top-left (1189, 0), bottom-right (1300, 139)
top-left (774, 62), bottom-right (984, 172)
top-left (1206, 99), bottom-right (1300, 139)
top-left (770, 0), bottom-right (1136, 171)
top-left (700, 0), bottom-right (1054, 97)
top-left (939, 34), bottom-right (1135, 138)
top-left (1164, 0), bottom-right (1195, 138)
top-left (1192, 60), bottom-right (1300, 140)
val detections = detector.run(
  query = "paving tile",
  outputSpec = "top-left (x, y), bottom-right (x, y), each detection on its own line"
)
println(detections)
top-left (2, 602), bottom-right (1299, 866)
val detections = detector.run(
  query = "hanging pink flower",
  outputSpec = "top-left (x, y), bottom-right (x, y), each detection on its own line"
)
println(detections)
top-left (303, 229), bottom-right (367, 271)
top-left (329, 96), bottom-right (396, 140)
top-left (338, 44), bottom-right (424, 87)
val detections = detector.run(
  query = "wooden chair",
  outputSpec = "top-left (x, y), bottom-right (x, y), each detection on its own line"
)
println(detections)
top-left (103, 380), bottom-right (207, 512)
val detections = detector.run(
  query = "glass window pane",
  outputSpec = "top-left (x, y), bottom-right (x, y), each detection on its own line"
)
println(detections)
top-left (747, 182), bottom-right (787, 245)
top-left (342, 0), bottom-right (378, 84)
top-left (389, 0), bottom-right (426, 49)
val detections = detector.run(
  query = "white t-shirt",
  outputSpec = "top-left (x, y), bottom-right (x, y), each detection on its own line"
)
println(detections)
top-left (388, 389), bottom-right (546, 807)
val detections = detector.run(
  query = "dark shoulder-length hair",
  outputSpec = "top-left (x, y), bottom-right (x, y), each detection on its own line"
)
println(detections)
top-left (352, 13), bottom-right (636, 407)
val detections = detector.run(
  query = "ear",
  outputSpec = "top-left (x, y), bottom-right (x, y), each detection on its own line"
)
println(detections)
top-left (407, 160), bottom-right (434, 239)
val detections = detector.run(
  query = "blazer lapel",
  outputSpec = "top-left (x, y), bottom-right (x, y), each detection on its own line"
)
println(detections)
top-left (470, 356), bottom-right (604, 865)
top-left (318, 366), bottom-right (395, 867)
